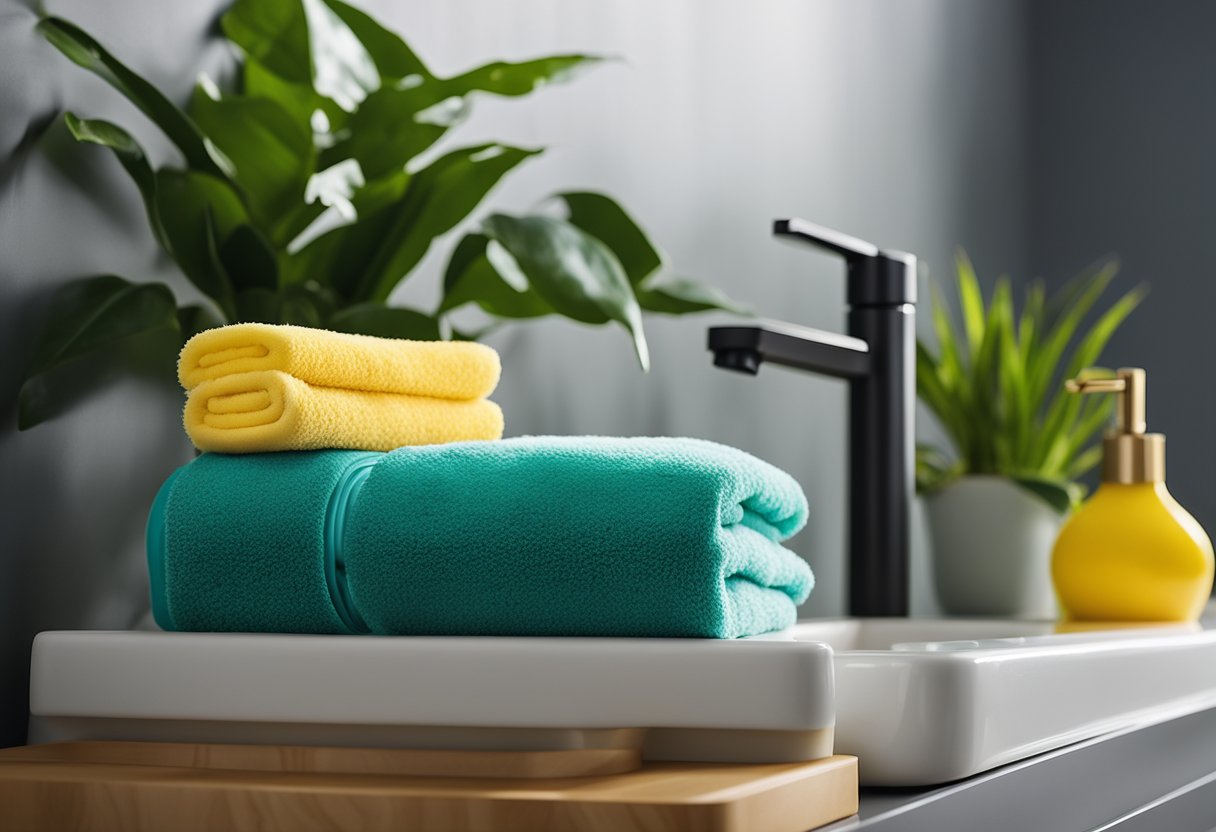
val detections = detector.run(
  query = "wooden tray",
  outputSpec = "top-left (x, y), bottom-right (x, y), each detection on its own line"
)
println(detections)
top-left (0, 741), bottom-right (858, 832)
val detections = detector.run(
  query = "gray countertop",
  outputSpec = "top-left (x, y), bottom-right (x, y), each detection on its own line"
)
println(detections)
top-left (820, 705), bottom-right (1216, 832)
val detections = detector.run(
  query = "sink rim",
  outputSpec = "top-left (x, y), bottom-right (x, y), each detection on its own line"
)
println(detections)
top-left (786, 616), bottom-right (1216, 785)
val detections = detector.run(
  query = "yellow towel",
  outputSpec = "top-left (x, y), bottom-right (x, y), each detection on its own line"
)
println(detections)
top-left (179, 323), bottom-right (500, 399)
top-left (178, 323), bottom-right (504, 453)
top-left (184, 370), bottom-right (505, 453)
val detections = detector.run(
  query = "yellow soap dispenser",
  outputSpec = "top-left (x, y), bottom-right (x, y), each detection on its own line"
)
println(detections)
top-left (1051, 368), bottom-right (1214, 621)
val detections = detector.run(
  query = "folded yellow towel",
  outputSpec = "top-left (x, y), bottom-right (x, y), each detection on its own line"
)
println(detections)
top-left (179, 323), bottom-right (500, 399)
top-left (184, 370), bottom-right (505, 453)
top-left (178, 323), bottom-right (504, 453)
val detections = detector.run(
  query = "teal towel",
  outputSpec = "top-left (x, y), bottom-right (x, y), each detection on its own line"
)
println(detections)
top-left (148, 437), bottom-right (813, 638)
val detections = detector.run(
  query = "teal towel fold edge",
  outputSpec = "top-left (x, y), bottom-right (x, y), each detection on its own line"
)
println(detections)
top-left (146, 465), bottom-right (183, 631)
top-left (150, 450), bottom-right (378, 634)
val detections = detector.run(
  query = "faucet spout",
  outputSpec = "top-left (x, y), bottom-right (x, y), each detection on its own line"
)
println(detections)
top-left (709, 321), bottom-right (870, 379)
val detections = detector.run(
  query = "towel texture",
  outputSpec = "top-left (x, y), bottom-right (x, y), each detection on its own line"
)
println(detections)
top-left (148, 438), bottom-right (813, 639)
top-left (179, 323), bottom-right (500, 399)
top-left (178, 323), bottom-right (504, 452)
top-left (184, 370), bottom-right (505, 453)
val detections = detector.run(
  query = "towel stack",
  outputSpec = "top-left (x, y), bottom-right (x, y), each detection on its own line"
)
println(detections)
top-left (152, 324), bottom-right (815, 639)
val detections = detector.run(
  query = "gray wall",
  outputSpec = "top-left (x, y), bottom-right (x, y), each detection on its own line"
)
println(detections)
top-left (1026, 0), bottom-right (1216, 532)
top-left (0, 0), bottom-right (230, 748)
top-left (2, 0), bottom-right (1029, 746)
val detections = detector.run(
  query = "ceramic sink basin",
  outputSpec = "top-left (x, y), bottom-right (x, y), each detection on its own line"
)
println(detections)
top-left (27, 630), bottom-right (836, 765)
top-left (30, 620), bottom-right (1216, 784)
top-left (777, 618), bottom-right (1216, 785)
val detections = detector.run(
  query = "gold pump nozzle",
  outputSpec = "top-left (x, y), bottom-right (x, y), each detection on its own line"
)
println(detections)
top-left (1065, 368), bottom-right (1163, 483)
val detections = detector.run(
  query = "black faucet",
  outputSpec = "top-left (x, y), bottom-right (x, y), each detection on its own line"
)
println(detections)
top-left (708, 219), bottom-right (916, 617)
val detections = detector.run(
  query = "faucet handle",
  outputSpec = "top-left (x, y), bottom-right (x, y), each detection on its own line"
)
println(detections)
top-left (773, 217), bottom-right (917, 307)
top-left (774, 218), bottom-right (880, 261)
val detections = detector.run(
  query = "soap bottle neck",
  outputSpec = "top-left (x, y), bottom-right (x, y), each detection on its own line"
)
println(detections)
top-left (1102, 432), bottom-right (1165, 484)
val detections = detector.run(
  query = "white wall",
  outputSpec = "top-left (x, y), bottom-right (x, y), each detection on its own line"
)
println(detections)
top-left (367, 0), bottom-right (1030, 617)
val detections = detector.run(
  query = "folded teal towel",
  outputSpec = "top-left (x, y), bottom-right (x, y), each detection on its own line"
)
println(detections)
top-left (148, 437), bottom-right (813, 638)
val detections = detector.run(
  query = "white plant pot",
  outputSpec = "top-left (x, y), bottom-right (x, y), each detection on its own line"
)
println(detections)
top-left (925, 476), bottom-right (1065, 619)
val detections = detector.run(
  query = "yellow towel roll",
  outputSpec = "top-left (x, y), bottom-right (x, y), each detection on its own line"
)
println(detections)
top-left (184, 370), bottom-right (505, 453)
top-left (179, 323), bottom-right (500, 400)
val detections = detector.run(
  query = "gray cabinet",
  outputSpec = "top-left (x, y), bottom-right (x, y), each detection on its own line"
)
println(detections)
top-left (829, 706), bottom-right (1216, 831)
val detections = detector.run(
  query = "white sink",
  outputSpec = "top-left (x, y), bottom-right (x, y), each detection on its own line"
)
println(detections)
top-left (779, 618), bottom-right (1216, 785)
top-left (27, 631), bottom-right (836, 765)
top-left (29, 620), bottom-right (1216, 785)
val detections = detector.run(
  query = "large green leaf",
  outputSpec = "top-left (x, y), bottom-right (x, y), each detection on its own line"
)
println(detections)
top-left (280, 167), bottom-right (411, 286)
top-left (218, 225), bottom-right (280, 292)
top-left (177, 304), bottom-right (224, 342)
top-left (321, 55), bottom-right (602, 177)
top-left (62, 113), bottom-right (166, 247)
top-left (300, 0), bottom-right (379, 109)
top-left (635, 277), bottom-right (750, 315)
top-left (445, 55), bottom-right (602, 98)
top-left (222, 0), bottom-right (312, 87)
top-left (322, 0), bottom-right (432, 81)
top-left (234, 288), bottom-right (282, 323)
top-left (243, 56), bottom-right (331, 128)
top-left (442, 196), bottom-right (742, 319)
top-left (276, 159), bottom-right (374, 257)
top-left (327, 85), bottom-right (452, 180)
top-left (481, 213), bottom-right (650, 370)
top-left (37, 17), bottom-right (230, 179)
top-left (328, 303), bottom-right (442, 340)
top-left (281, 297), bottom-right (321, 326)
top-left (189, 88), bottom-right (314, 228)
top-left (337, 143), bottom-right (542, 302)
top-left (229, 284), bottom-right (329, 326)
top-left (285, 282), bottom-right (339, 324)
top-left (439, 233), bottom-right (555, 318)
top-left (19, 276), bottom-right (179, 429)
top-left (223, 0), bottom-right (378, 111)
top-left (557, 191), bottom-right (662, 285)
top-left (154, 170), bottom-right (249, 317)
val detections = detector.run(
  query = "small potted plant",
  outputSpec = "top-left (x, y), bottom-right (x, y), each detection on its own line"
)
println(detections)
top-left (917, 252), bottom-right (1145, 618)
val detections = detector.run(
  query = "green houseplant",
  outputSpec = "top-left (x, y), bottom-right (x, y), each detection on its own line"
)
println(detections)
top-left (19, 0), bottom-right (744, 429)
top-left (916, 251), bottom-right (1145, 616)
